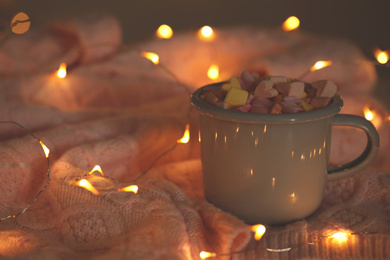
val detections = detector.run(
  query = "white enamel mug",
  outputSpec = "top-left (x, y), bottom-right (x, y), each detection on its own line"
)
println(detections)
top-left (191, 83), bottom-right (379, 225)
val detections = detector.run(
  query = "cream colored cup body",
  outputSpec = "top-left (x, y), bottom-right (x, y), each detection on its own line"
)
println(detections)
top-left (192, 83), bottom-right (379, 225)
top-left (200, 114), bottom-right (330, 225)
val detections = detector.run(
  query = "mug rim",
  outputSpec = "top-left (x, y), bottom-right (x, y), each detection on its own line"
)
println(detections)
top-left (191, 82), bottom-right (344, 123)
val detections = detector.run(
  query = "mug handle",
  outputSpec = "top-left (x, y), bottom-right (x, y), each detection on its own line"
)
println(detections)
top-left (327, 114), bottom-right (380, 181)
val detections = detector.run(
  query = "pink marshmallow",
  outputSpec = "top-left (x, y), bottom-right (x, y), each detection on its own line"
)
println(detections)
top-left (283, 96), bottom-right (303, 104)
top-left (235, 104), bottom-right (252, 112)
top-left (280, 101), bottom-right (303, 113)
top-left (240, 70), bottom-right (256, 91)
top-left (251, 97), bottom-right (273, 107)
top-left (250, 104), bottom-right (269, 114)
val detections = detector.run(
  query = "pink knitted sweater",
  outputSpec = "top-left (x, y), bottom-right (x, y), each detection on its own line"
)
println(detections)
top-left (0, 14), bottom-right (389, 259)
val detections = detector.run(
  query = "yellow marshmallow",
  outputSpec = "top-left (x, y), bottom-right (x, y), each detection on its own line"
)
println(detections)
top-left (298, 102), bottom-right (313, 111)
top-left (221, 76), bottom-right (241, 91)
top-left (224, 88), bottom-right (248, 106)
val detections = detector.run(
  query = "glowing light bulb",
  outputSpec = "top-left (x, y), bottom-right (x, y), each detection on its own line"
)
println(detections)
top-left (374, 48), bottom-right (389, 64)
top-left (198, 26), bottom-right (214, 40)
top-left (117, 185), bottom-right (139, 194)
top-left (89, 165), bottom-right (104, 176)
top-left (329, 232), bottom-right (351, 243)
top-left (207, 65), bottom-right (219, 80)
top-left (364, 108), bottom-right (374, 121)
top-left (156, 24), bottom-right (173, 39)
top-left (57, 63), bottom-right (67, 78)
top-left (310, 60), bottom-right (332, 72)
top-left (282, 16), bottom-right (300, 31)
top-left (251, 224), bottom-right (266, 240)
top-left (77, 179), bottom-right (99, 196)
top-left (177, 124), bottom-right (190, 143)
top-left (141, 51), bottom-right (159, 65)
top-left (39, 141), bottom-right (50, 158)
top-left (199, 251), bottom-right (216, 259)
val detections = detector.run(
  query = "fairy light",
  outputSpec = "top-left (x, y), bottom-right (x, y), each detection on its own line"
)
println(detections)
top-left (328, 231), bottom-right (351, 243)
top-left (298, 60), bottom-right (333, 79)
top-left (207, 64), bottom-right (219, 80)
top-left (141, 51), bottom-right (159, 65)
top-left (198, 25), bottom-right (214, 40)
top-left (251, 224), bottom-right (266, 240)
top-left (373, 48), bottom-right (389, 64)
top-left (57, 63), bottom-right (67, 78)
top-left (199, 251), bottom-right (217, 259)
top-left (117, 185), bottom-right (139, 194)
top-left (156, 24), bottom-right (173, 39)
top-left (282, 16), bottom-right (300, 31)
top-left (89, 165), bottom-right (104, 176)
top-left (39, 140), bottom-right (50, 158)
top-left (0, 121), bottom-right (51, 221)
top-left (364, 106), bottom-right (374, 121)
top-left (177, 123), bottom-right (190, 143)
top-left (311, 60), bottom-right (333, 71)
top-left (76, 179), bottom-right (99, 196)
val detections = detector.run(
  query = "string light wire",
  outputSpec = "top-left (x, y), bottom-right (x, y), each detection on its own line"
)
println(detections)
top-left (0, 121), bottom-right (51, 221)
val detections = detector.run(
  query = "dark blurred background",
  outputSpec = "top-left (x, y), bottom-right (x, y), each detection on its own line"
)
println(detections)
top-left (1, 0), bottom-right (390, 104)
top-left (1, 0), bottom-right (389, 55)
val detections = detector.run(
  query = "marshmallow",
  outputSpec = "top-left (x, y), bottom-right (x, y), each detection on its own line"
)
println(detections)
top-left (280, 101), bottom-right (304, 113)
top-left (252, 97), bottom-right (273, 106)
top-left (254, 80), bottom-right (278, 99)
top-left (235, 104), bottom-right (252, 112)
top-left (254, 88), bottom-right (278, 99)
top-left (298, 102), bottom-right (313, 111)
top-left (309, 97), bottom-right (332, 109)
top-left (240, 70), bottom-right (256, 91)
top-left (246, 94), bottom-right (255, 105)
top-left (224, 87), bottom-right (249, 106)
top-left (221, 76), bottom-right (242, 91)
top-left (269, 76), bottom-right (289, 84)
top-left (312, 80), bottom-right (337, 97)
top-left (201, 91), bottom-right (221, 104)
top-left (250, 104), bottom-right (269, 114)
top-left (269, 102), bottom-right (282, 114)
top-left (283, 96), bottom-right (303, 104)
top-left (275, 82), bottom-right (305, 99)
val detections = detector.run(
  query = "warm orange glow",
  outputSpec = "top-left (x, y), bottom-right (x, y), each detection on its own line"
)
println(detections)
top-left (177, 124), bottom-right (190, 143)
top-left (310, 60), bottom-right (333, 72)
top-left (11, 12), bottom-right (30, 34)
top-left (117, 185), bottom-right (139, 194)
top-left (199, 251), bottom-right (217, 259)
top-left (251, 224), bottom-right (266, 240)
top-left (198, 25), bottom-right (214, 40)
top-left (364, 106), bottom-right (374, 121)
top-left (57, 63), bottom-right (67, 78)
top-left (39, 141), bottom-right (50, 158)
top-left (374, 48), bottom-right (389, 64)
top-left (363, 105), bottom-right (382, 128)
top-left (207, 65), bottom-right (219, 80)
top-left (77, 179), bottom-right (99, 195)
top-left (328, 232), bottom-right (351, 243)
top-left (89, 165), bottom-right (104, 176)
top-left (141, 51), bottom-right (159, 65)
top-left (156, 24), bottom-right (173, 39)
top-left (282, 16), bottom-right (300, 31)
